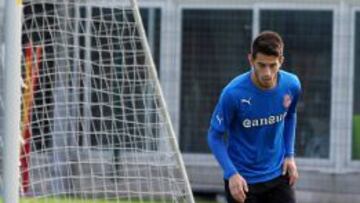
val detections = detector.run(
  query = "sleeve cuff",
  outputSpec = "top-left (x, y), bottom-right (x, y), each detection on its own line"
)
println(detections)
top-left (285, 152), bottom-right (295, 158)
top-left (224, 169), bottom-right (238, 180)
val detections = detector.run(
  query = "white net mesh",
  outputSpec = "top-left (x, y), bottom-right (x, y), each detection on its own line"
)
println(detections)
top-left (18, 0), bottom-right (192, 202)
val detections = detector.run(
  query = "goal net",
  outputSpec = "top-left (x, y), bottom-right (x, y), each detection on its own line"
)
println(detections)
top-left (3, 0), bottom-right (194, 202)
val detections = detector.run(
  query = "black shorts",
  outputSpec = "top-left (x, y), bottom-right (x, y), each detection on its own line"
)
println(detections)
top-left (224, 175), bottom-right (295, 203)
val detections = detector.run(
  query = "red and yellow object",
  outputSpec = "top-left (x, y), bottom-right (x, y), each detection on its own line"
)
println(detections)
top-left (21, 42), bottom-right (42, 193)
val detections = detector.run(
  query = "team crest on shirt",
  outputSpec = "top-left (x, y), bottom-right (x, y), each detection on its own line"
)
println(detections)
top-left (283, 94), bottom-right (292, 109)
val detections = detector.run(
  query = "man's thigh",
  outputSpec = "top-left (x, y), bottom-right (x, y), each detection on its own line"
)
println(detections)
top-left (266, 175), bottom-right (296, 203)
top-left (224, 179), bottom-right (263, 203)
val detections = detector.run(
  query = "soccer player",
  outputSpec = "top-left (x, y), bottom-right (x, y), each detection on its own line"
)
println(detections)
top-left (207, 31), bottom-right (301, 203)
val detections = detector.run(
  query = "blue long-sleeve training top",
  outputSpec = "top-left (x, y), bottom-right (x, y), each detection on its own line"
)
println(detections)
top-left (208, 70), bottom-right (301, 184)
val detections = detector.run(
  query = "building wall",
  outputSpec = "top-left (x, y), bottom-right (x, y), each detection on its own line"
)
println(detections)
top-left (0, 0), bottom-right (5, 186)
top-left (0, 0), bottom-right (359, 202)
top-left (150, 0), bottom-right (360, 202)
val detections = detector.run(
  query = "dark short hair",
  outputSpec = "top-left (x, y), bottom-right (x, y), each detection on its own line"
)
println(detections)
top-left (251, 31), bottom-right (284, 59)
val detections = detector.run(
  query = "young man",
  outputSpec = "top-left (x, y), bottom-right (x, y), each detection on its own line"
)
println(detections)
top-left (208, 31), bottom-right (301, 203)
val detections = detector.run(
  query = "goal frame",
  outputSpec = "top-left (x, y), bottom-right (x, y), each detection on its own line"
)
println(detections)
top-left (2, 0), bottom-right (195, 202)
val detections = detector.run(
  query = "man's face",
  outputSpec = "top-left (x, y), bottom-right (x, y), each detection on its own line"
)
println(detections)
top-left (248, 53), bottom-right (284, 89)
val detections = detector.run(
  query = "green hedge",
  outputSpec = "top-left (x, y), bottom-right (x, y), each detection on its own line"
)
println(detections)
top-left (353, 115), bottom-right (360, 160)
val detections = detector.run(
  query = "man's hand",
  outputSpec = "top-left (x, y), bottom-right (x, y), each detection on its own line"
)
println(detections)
top-left (229, 173), bottom-right (249, 203)
top-left (282, 157), bottom-right (299, 186)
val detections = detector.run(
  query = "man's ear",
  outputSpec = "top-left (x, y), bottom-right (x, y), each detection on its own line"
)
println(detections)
top-left (279, 55), bottom-right (285, 64)
top-left (248, 53), bottom-right (254, 67)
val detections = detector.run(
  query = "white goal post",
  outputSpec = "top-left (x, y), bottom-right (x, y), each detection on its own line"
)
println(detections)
top-left (2, 0), bottom-right (195, 202)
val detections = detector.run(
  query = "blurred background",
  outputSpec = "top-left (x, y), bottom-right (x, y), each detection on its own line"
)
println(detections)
top-left (0, 0), bottom-right (359, 202)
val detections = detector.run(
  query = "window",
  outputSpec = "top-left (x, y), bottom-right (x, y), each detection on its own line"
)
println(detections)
top-left (81, 7), bottom-right (162, 147)
top-left (260, 10), bottom-right (333, 158)
top-left (140, 8), bottom-right (162, 72)
top-left (352, 11), bottom-right (360, 160)
top-left (180, 9), bottom-right (252, 153)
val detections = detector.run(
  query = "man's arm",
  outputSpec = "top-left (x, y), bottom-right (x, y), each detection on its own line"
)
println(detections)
top-left (283, 77), bottom-right (301, 185)
top-left (284, 112), bottom-right (296, 157)
top-left (208, 127), bottom-right (248, 202)
top-left (284, 76), bottom-right (301, 156)
top-left (207, 127), bottom-right (237, 179)
top-left (208, 89), bottom-right (237, 170)
top-left (283, 112), bottom-right (299, 186)
top-left (208, 90), bottom-right (248, 202)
